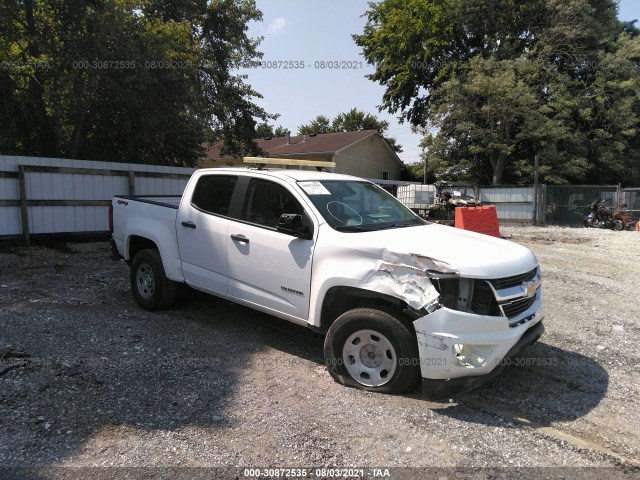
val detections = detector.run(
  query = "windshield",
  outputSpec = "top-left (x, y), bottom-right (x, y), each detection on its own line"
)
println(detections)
top-left (297, 180), bottom-right (424, 231)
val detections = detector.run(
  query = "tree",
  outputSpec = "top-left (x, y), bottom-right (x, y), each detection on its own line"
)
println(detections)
top-left (274, 126), bottom-right (290, 137)
top-left (0, 0), bottom-right (273, 165)
top-left (298, 115), bottom-right (333, 135)
top-left (297, 108), bottom-right (402, 152)
top-left (255, 123), bottom-right (274, 139)
top-left (254, 122), bottom-right (290, 138)
top-left (355, 0), bottom-right (640, 185)
top-left (332, 108), bottom-right (386, 132)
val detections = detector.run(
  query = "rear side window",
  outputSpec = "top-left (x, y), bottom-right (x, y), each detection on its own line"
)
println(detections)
top-left (191, 175), bottom-right (238, 216)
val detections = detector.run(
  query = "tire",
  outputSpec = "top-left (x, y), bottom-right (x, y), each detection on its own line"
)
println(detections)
top-left (612, 220), bottom-right (623, 231)
top-left (584, 216), bottom-right (597, 228)
top-left (130, 249), bottom-right (178, 310)
top-left (324, 308), bottom-right (420, 394)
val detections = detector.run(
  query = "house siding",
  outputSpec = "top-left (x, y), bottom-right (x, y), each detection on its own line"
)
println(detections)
top-left (198, 154), bottom-right (333, 169)
top-left (334, 135), bottom-right (402, 180)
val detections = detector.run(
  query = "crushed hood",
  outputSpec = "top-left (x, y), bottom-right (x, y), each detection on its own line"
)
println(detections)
top-left (335, 223), bottom-right (538, 279)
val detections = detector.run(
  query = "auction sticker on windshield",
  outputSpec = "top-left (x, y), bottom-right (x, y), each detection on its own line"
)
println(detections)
top-left (298, 181), bottom-right (331, 195)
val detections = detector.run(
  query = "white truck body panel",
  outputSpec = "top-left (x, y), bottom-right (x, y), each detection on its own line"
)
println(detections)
top-left (176, 207), bottom-right (231, 294)
top-left (227, 222), bottom-right (315, 320)
top-left (111, 167), bottom-right (544, 385)
top-left (111, 197), bottom-right (184, 282)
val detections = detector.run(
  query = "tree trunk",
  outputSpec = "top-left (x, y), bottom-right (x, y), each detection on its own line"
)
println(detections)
top-left (489, 121), bottom-right (511, 185)
top-left (490, 151), bottom-right (507, 185)
top-left (69, 103), bottom-right (92, 159)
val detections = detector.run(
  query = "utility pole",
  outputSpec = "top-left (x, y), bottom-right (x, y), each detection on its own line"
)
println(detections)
top-left (423, 151), bottom-right (428, 185)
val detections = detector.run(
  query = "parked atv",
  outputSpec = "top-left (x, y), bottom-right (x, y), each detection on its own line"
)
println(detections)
top-left (427, 183), bottom-right (481, 220)
top-left (617, 204), bottom-right (638, 231)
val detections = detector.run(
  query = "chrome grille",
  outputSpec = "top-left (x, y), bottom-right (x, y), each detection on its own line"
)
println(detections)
top-left (486, 267), bottom-right (541, 326)
top-left (500, 295), bottom-right (536, 318)
top-left (490, 267), bottom-right (537, 290)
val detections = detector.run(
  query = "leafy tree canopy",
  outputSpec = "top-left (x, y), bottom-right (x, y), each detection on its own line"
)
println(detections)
top-left (297, 108), bottom-right (402, 152)
top-left (254, 122), bottom-right (290, 139)
top-left (0, 0), bottom-right (274, 165)
top-left (355, 0), bottom-right (640, 185)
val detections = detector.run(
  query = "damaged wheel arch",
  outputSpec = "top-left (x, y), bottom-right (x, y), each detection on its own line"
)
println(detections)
top-left (319, 286), bottom-right (415, 333)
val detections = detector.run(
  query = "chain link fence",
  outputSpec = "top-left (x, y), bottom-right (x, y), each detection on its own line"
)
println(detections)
top-left (454, 184), bottom-right (639, 226)
top-left (620, 188), bottom-right (640, 219)
top-left (543, 185), bottom-right (619, 226)
top-left (543, 185), bottom-right (640, 226)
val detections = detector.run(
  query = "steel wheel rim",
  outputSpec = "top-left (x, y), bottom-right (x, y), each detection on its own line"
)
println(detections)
top-left (136, 262), bottom-right (155, 299)
top-left (342, 329), bottom-right (397, 387)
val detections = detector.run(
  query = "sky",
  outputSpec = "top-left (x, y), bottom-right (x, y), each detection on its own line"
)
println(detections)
top-left (241, 0), bottom-right (640, 166)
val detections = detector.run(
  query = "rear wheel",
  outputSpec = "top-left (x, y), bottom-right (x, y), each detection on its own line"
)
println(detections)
top-left (613, 220), bottom-right (624, 231)
top-left (130, 249), bottom-right (177, 310)
top-left (324, 308), bottom-right (420, 394)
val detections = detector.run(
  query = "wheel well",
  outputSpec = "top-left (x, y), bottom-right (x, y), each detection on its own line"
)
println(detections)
top-left (128, 236), bottom-right (158, 260)
top-left (320, 287), bottom-right (411, 333)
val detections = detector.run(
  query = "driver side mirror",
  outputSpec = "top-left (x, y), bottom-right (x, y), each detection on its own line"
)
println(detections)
top-left (277, 213), bottom-right (314, 240)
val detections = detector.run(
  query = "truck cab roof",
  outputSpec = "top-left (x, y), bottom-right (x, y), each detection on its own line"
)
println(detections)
top-left (197, 167), bottom-right (363, 183)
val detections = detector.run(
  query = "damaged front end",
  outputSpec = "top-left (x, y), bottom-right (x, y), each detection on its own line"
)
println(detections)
top-left (365, 251), bottom-right (458, 312)
top-left (367, 251), bottom-right (545, 399)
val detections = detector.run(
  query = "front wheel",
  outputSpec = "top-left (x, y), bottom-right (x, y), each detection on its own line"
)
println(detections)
top-left (324, 308), bottom-right (420, 394)
top-left (130, 249), bottom-right (178, 310)
top-left (584, 215), bottom-right (597, 228)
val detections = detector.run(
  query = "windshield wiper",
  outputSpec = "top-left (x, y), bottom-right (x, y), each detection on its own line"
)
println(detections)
top-left (372, 222), bottom-right (416, 231)
top-left (335, 221), bottom-right (421, 232)
top-left (334, 225), bottom-right (367, 232)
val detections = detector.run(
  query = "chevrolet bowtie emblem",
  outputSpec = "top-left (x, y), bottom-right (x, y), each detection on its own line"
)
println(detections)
top-left (522, 281), bottom-right (537, 298)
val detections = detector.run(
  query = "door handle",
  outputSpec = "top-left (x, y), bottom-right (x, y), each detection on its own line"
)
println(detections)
top-left (231, 234), bottom-right (249, 244)
top-left (181, 221), bottom-right (196, 229)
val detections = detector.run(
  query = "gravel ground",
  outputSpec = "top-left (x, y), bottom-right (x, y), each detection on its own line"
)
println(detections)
top-left (0, 226), bottom-right (639, 479)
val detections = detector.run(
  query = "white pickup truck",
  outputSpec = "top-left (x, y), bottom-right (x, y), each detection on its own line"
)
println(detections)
top-left (110, 165), bottom-right (544, 398)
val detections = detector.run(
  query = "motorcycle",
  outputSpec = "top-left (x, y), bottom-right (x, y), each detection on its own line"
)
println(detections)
top-left (583, 199), bottom-right (633, 231)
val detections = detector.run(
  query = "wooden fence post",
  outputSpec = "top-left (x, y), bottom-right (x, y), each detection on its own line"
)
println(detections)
top-left (18, 165), bottom-right (30, 245)
top-left (128, 170), bottom-right (136, 195)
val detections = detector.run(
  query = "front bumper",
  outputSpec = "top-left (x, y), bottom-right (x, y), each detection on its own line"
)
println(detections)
top-left (420, 320), bottom-right (544, 399)
top-left (413, 295), bottom-right (544, 399)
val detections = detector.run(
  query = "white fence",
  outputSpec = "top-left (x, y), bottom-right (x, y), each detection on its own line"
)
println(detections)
top-left (0, 155), bottom-right (194, 242)
top-left (477, 186), bottom-right (537, 224)
top-left (476, 184), bottom-right (631, 225)
top-left (2, 156), bottom-right (632, 240)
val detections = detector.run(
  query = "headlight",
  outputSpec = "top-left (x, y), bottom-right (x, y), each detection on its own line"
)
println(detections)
top-left (431, 278), bottom-right (501, 316)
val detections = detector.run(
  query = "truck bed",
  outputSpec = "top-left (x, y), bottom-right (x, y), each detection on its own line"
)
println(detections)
top-left (114, 195), bottom-right (181, 209)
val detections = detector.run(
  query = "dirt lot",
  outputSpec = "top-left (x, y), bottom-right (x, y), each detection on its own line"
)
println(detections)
top-left (1, 226), bottom-right (639, 479)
